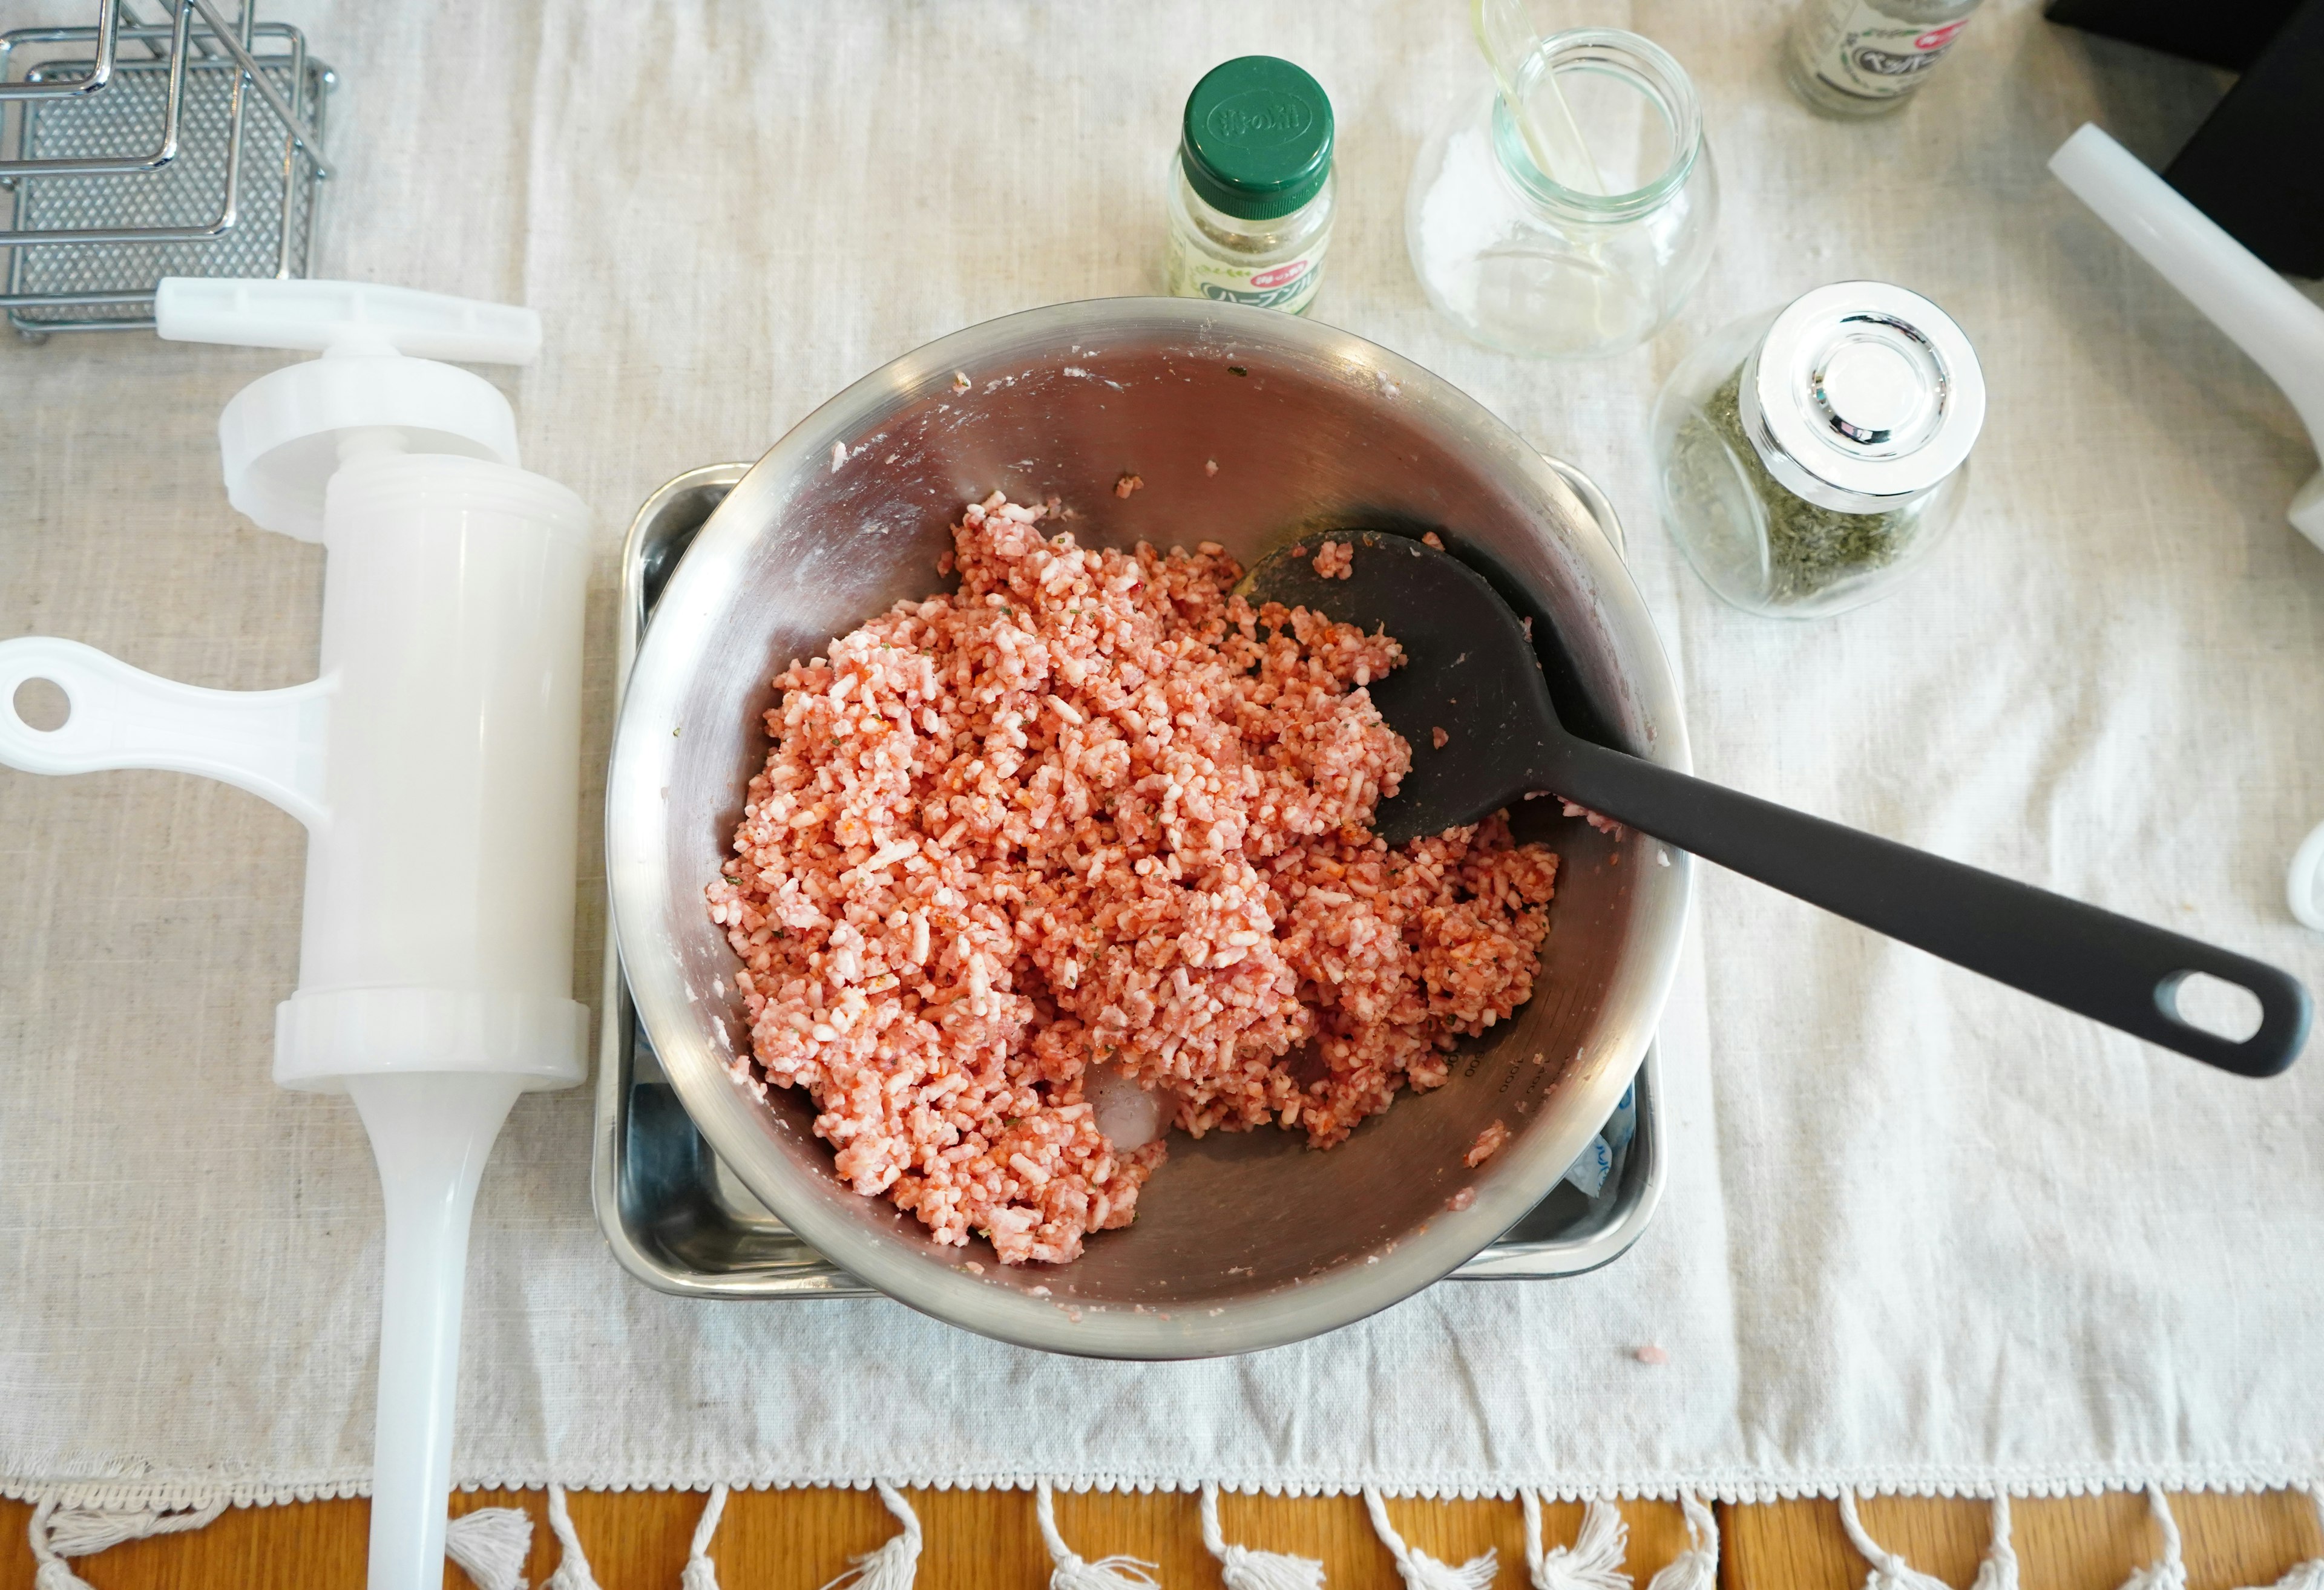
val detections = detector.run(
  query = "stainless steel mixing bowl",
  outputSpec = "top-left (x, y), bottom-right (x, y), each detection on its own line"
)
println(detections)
top-left (605, 298), bottom-right (1692, 1358)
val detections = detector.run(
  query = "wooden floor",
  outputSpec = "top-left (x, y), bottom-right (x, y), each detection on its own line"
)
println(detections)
top-left (4, 1485), bottom-right (2318, 1590)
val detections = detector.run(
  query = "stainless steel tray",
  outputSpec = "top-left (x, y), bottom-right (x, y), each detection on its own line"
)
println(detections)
top-left (592, 461), bottom-right (1669, 1298)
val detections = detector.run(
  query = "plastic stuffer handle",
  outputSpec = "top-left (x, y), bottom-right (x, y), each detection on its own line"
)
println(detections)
top-left (155, 279), bottom-right (543, 540)
top-left (156, 278), bottom-right (542, 362)
top-left (0, 636), bottom-right (331, 828)
top-left (2050, 125), bottom-right (2324, 548)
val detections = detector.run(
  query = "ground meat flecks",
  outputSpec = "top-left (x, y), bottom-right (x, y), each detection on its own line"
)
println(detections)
top-left (1465, 1119), bottom-right (1510, 1168)
top-left (708, 495), bottom-right (1560, 1264)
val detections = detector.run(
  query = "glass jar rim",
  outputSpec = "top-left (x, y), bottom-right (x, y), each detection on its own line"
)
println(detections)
top-left (1489, 28), bottom-right (1704, 223)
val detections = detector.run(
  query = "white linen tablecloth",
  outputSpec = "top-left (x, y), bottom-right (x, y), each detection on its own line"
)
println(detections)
top-left (3, 0), bottom-right (2322, 1508)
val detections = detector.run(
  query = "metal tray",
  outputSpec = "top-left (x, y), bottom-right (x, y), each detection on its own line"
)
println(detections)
top-left (592, 461), bottom-right (1669, 1298)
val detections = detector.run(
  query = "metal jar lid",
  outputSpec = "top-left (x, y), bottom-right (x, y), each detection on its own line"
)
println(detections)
top-left (1738, 281), bottom-right (1985, 515)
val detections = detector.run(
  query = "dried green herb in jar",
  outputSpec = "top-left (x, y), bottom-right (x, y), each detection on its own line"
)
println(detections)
top-left (1649, 283), bottom-right (1984, 618)
top-left (1704, 363), bottom-right (1911, 603)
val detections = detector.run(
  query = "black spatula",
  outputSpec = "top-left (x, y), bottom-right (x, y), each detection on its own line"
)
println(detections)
top-left (1242, 532), bottom-right (2309, 1077)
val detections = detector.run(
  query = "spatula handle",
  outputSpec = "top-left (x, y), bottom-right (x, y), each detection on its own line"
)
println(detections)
top-left (1548, 739), bottom-right (2309, 1076)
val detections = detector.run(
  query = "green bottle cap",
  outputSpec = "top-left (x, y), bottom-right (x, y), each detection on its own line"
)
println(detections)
top-left (1179, 56), bottom-right (1334, 222)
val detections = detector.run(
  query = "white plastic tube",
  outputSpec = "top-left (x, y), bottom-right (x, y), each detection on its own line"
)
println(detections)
top-left (2050, 123), bottom-right (2324, 546)
top-left (272, 445), bottom-right (591, 1088)
top-left (284, 445), bottom-right (591, 1590)
top-left (352, 1070), bottom-right (529, 1590)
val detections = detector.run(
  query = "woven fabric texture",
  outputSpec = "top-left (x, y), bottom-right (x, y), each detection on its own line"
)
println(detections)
top-left (2, 0), bottom-right (2320, 1507)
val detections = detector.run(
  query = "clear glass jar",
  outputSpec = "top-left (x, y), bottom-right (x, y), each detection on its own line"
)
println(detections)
top-left (1784, 0), bottom-right (1985, 117)
top-left (1162, 56), bottom-right (1336, 315)
top-left (1405, 28), bottom-right (1718, 360)
top-left (1650, 281), bottom-right (1986, 618)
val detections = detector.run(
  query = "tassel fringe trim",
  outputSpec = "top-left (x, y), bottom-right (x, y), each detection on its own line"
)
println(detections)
top-left (1203, 1479), bottom-right (1327, 1590)
top-left (1831, 1483), bottom-right (2324, 1590)
top-left (822, 1480), bottom-right (926, 1590)
top-left (1038, 1479), bottom-right (1163, 1590)
top-left (1644, 1492), bottom-right (1718, 1590)
top-left (1521, 1491), bottom-right (1632, 1590)
top-left (1838, 1488), bottom-right (2015, 1590)
top-left (18, 1477), bottom-right (2324, 1590)
top-left (444, 1505), bottom-right (533, 1590)
top-left (28, 1497), bottom-right (226, 1590)
top-left (1364, 1486), bottom-right (1499, 1590)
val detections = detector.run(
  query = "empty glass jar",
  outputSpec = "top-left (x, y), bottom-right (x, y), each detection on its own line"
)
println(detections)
top-left (1650, 281), bottom-right (1987, 617)
top-left (1405, 28), bottom-right (1718, 360)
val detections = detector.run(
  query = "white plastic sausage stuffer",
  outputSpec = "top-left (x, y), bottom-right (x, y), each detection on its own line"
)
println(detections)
top-left (0, 278), bottom-right (592, 1590)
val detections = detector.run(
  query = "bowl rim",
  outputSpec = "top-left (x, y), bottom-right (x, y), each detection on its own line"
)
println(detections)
top-left (605, 296), bottom-right (1694, 1358)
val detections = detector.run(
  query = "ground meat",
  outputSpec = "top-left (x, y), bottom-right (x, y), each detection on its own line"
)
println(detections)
top-left (1465, 1119), bottom-right (1510, 1168)
top-left (1311, 540), bottom-right (1353, 580)
top-left (1561, 800), bottom-right (1623, 837)
top-left (707, 494), bottom-right (1560, 1264)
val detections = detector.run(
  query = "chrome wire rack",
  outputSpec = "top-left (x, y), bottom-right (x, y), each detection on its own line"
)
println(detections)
top-left (1, 0), bottom-right (332, 338)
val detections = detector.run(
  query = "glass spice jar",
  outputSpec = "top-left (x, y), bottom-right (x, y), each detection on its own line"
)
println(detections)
top-left (1650, 281), bottom-right (1986, 617)
top-left (1784, 0), bottom-right (1986, 117)
top-left (1163, 56), bottom-right (1336, 315)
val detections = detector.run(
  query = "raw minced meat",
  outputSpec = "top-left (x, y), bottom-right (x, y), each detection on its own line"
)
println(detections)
top-left (706, 494), bottom-right (1561, 1265)
top-left (1465, 1119), bottom-right (1510, 1168)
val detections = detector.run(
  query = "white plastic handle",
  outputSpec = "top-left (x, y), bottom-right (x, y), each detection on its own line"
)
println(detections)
top-left (156, 278), bottom-right (542, 365)
top-left (2049, 123), bottom-right (2324, 548)
top-left (0, 636), bottom-right (332, 829)
top-left (2289, 820), bottom-right (2324, 932)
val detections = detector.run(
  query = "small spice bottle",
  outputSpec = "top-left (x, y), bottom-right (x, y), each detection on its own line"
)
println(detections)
top-left (1164, 56), bottom-right (1336, 315)
top-left (1784, 0), bottom-right (1985, 117)
top-left (1649, 281), bottom-right (1986, 617)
